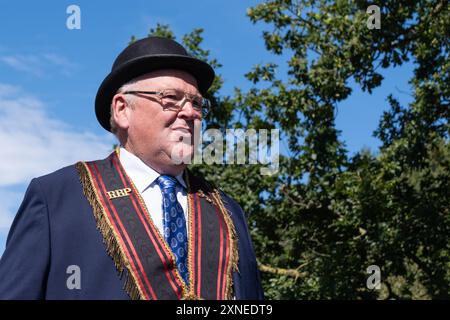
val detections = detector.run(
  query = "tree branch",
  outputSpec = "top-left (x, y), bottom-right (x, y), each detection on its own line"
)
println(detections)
top-left (257, 260), bottom-right (308, 280)
top-left (279, 184), bottom-right (303, 206)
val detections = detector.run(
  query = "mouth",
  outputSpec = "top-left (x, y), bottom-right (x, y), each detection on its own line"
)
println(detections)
top-left (172, 127), bottom-right (192, 134)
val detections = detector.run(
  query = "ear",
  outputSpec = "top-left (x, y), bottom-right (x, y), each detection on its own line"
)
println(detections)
top-left (111, 94), bottom-right (131, 130)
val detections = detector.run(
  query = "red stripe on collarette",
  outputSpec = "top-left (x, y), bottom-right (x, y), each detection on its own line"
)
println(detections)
top-left (91, 163), bottom-right (156, 300)
top-left (195, 193), bottom-right (202, 297)
top-left (221, 211), bottom-right (231, 299)
top-left (111, 156), bottom-right (182, 298)
top-left (188, 189), bottom-right (197, 294)
top-left (215, 203), bottom-right (225, 299)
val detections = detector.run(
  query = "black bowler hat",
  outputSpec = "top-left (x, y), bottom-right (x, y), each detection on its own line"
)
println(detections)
top-left (95, 36), bottom-right (215, 132)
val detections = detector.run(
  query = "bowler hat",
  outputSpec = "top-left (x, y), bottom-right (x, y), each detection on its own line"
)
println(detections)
top-left (95, 36), bottom-right (215, 132)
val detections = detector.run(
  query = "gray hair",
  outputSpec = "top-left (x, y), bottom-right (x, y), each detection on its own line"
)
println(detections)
top-left (109, 78), bottom-right (139, 137)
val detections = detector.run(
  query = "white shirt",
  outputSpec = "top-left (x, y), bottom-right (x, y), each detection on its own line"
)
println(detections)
top-left (118, 147), bottom-right (189, 236)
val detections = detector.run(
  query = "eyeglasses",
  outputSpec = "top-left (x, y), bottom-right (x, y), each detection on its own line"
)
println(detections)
top-left (123, 88), bottom-right (210, 117)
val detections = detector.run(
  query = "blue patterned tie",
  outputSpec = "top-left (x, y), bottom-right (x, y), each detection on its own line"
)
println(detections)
top-left (156, 175), bottom-right (189, 286)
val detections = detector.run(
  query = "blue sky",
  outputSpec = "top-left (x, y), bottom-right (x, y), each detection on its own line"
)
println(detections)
top-left (0, 1), bottom-right (414, 254)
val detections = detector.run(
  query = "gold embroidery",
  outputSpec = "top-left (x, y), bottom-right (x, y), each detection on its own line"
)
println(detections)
top-left (197, 189), bottom-right (213, 203)
top-left (106, 187), bottom-right (132, 199)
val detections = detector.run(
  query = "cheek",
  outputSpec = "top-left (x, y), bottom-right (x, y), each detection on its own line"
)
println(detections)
top-left (140, 113), bottom-right (178, 145)
top-left (134, 109), bottom-right (172, 133)
top-left (152, 107), bottom-right (177, 125)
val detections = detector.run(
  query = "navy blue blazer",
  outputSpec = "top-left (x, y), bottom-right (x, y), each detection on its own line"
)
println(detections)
top-left (0, 165), bottom-right (264, 300)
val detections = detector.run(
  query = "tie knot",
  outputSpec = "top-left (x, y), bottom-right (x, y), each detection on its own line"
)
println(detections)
top-left (156, 175), bottom-right (179, 191)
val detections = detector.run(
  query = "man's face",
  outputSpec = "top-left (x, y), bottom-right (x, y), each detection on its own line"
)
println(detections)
top-left (113, 69), bottom-right (203, 171)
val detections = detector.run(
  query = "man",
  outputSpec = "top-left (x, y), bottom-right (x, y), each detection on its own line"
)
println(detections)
top-left (0, 37), bottom-right (264, 300)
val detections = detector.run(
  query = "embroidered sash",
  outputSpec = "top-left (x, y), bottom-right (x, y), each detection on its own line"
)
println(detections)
top-left (76, 150), bottom-right (238, 300)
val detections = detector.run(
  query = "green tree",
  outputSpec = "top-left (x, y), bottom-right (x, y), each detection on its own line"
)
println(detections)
top-left (133, 0), bottom-right (449, 299)
top-left (243, 0), bottom-right (449, 299)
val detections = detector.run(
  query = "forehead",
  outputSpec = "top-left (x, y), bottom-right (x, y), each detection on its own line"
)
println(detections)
top-left (132, 69), bottom-right (199, 91)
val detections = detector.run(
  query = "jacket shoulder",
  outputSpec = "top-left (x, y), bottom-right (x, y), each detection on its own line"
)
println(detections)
top-left (33, 164), bottom-right (80, 190)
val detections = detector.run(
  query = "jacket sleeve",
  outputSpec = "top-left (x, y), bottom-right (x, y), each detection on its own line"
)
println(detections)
top-left (0, 178), bottom-right (50, 299)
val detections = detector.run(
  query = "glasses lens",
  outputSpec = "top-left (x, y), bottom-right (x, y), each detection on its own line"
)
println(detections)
top-left (192, 97), bottom-right (204, 109)
top-left (161, 89), bottom-right (182, 109)
top-left (160, 89), bottom-right (209, 116)
top-left (201, 99), bottom-right (210, 116)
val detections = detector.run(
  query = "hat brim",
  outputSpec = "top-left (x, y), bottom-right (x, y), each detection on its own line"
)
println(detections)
top-left (95, 54), bottom-right (215, 132)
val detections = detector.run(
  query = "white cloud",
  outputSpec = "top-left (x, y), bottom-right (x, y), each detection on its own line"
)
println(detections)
top-left (0, 83), bottom-right (115, 187)
top-left (1, 55), bottom-right (41, 75)
top-left (0, 53), bottom-right (76, 77)
top-left (41, 53), bottom-right (77, 76)
top-left (0, 83), bottom-right (115, 253)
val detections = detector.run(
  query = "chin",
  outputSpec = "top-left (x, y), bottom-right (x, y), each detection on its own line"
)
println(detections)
top-left (167, 142), bottom-right (194, 165)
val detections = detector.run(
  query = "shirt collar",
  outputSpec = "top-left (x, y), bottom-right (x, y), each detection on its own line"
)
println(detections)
top-left (118, 147), bottom-right (187, 193)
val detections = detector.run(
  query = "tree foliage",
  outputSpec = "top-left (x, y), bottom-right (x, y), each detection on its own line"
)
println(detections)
top-left (137, 0), bottom-right (449, 299)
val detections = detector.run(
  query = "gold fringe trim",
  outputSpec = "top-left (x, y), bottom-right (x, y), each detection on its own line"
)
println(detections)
top-left (76, 161), bottom-right (145, 300)
top-left (210, 186), bottom-right (240, 300)
top-left (182, 292), bottom-right (204, 300)
top-left (185, 170), bottom-right (196, 299)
